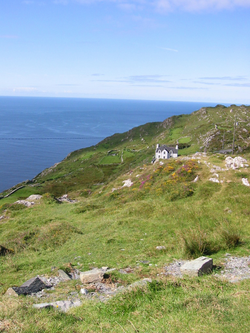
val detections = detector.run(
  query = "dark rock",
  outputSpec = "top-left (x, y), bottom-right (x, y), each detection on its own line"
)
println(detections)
top-left (10, 277), bottom-right (49, 295)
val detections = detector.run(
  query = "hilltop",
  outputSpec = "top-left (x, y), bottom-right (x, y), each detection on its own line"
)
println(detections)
top-left (0, 105), bottom-right (250, 332)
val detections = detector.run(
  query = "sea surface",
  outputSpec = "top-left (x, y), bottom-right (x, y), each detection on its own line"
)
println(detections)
top-left (0, 97), bottom-right (218, 192)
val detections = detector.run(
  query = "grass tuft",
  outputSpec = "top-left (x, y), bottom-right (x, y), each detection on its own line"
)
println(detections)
top-left (182, 228), bottom-right (219, 258)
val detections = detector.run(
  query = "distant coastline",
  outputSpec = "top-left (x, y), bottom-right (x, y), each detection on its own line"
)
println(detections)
top-left (0, 97), bottom-right (219, 192)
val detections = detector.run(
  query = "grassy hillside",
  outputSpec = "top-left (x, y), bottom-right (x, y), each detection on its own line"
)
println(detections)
top-left (1, 105), bottom-right (250, 332)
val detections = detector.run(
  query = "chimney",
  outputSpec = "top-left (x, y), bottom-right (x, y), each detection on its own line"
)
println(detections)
top-left (156, 144), bottom-right (159, 149)
top-left (176, 144), bottom-right (178, 150)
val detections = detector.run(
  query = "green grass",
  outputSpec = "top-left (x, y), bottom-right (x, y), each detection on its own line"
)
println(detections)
top-left (99, 155), bottom-right (121, 164)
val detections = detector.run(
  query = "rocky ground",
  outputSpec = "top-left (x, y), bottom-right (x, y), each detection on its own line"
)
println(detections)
top-left (4, 254), bottom-right (250, 313)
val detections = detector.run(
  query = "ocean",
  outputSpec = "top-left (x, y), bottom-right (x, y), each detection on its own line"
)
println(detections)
top-left (0, 97), bottom-right (218, 192)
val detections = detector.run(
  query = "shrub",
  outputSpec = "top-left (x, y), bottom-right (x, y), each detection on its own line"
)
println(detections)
top-left (182, 228), bottom-right (219, 258)
top-left (42, 193), bottom-right (58, 204)
top-left (221, 229), bottom-right (241, 248)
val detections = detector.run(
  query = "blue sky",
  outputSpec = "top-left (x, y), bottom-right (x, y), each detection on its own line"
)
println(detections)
top-left (0, 0), bottom-right (250, 103)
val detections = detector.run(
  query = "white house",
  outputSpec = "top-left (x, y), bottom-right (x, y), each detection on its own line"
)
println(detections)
top-left (155, 144), bottom-right (178, 160)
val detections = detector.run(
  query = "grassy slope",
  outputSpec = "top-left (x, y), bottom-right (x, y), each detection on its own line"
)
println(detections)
top-left (1, 105), bottom-right (250, 332)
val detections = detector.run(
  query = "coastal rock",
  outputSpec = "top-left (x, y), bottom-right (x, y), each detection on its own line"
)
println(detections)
top-left (180, 256), bottom-right (213, 277)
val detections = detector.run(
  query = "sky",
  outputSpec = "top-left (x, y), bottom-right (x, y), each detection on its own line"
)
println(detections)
top-left (0, 0), bottom-right (250, 104)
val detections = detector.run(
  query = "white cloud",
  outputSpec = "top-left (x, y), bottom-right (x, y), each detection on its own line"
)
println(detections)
top-left (13, 87), bottom-right (38, 92)
top-left (155, 0), bottom-right (250, 12)
top-left (160, 47), bottom-right (178, 52)
top-left (53, 0), bottom-right (250, 12)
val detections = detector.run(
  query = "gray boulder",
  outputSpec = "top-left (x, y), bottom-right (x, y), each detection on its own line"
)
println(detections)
top-left (58, 269), bottom-right (71, 281)
top-left (80, 268), bottom-right (115, 284)
top-left (180, 256), bottom-right (213, 277)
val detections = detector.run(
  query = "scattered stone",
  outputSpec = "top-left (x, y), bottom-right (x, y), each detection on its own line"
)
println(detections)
top-left (156, 246), bottom-right (166, 250)
top-left (57, 194), bottom-right (77, 203)
top-left (119, 267), bottom-right (134, 274)
top-left (180, 256), bottom-right (213, 277)
top-left (15, 200), bottom-right (35, 207)
top-left (225, 156), bottom-right (248, 169)
top-left (33, 299), bottom-right (81, 312)
top-left (242, 178), bottom-right (250, 187)
top-left (164, 260), bottom-right (188, 277)
top-left (0, 215), bottom-right (5, 220)
top-left (122, 179), bottom-right (133, 188)
top-left (80, 288), bottom-right (88, 295)
top-left (209, 177), bottom-right (220, 183)
top-left (80, 268), bottom-right (115, 284)
top-left (6, 277), bottom-right (49, 296)
top-left (20, 276), bottom-right (49, 294)
top-left (58, 269), bottom-right (71, 281)
top-left (140, 260), bottom-right (150, 264)
top-left (215, 256), bottom-right (250, 282)
top-left (69, 269), bottom-right (80, 280)
top-left (5, 287), bottom-right (19, 297)
top-left (26, 195), bottom-right (42, 201)
top-left (192, 175), bottom-right (199, 182)
top-left (126, 278), bottom-right (152, 291)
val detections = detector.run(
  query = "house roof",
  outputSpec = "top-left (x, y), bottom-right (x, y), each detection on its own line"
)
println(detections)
top-left (156, 145), bottom-right (178, 154)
